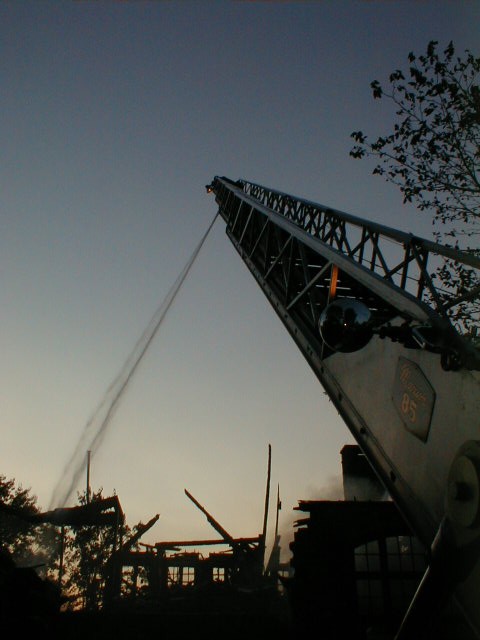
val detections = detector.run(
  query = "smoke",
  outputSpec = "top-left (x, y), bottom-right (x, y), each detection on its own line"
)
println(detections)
top-left (306, 474), bottom-right (345, 501)
top-left (49, 213), bottom-right (219, 509)
top-left (277, 475), bottom-right (345, 562)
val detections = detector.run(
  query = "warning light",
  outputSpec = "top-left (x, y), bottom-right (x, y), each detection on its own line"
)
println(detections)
top-left (329, 264), bottom-right (339, 299)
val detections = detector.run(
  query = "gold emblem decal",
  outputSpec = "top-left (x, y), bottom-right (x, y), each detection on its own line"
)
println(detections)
top-left (392, 357), bottom-right (436, 442)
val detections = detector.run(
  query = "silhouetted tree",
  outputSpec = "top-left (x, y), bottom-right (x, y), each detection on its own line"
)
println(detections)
top-left (61, 488), bottom-right (120, 610)
top-left (0, 474), bottom-right (62, 629)
top-left (0, 474), bottom-right (46, 565)
top-left (351, 41), bottom-right (479, 333)
top-left (60, 487), bottom-right (140, 611)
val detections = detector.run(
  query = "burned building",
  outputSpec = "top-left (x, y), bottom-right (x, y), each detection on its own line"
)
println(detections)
top-left (104, 489), bottom-right (270, 609)
top-left (287, 446), bottom-right (428, 638)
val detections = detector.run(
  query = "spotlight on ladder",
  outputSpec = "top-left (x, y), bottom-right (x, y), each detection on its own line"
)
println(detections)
top-left (319, 298), bottom-right (374, 353)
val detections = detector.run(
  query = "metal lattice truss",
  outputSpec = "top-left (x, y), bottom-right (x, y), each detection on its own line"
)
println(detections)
top-left (210, 176), bottom-right (480, 365)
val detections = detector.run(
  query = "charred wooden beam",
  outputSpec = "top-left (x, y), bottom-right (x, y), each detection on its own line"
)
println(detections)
top-left (119, 514), bottom-right (160, 552)
top-left (31, 496), bottom-right (125, 527)
top-left (184, 489), bottom-right (235, 545)
top-left (153, 536), bottom-right (261, 550)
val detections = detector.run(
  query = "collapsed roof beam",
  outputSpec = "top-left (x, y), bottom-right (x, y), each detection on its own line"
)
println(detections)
top-left (184, 489), bottom-right (235, 545)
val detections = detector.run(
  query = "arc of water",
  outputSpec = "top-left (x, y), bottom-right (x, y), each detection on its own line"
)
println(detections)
top-left (49, 213), bottom-right (219, 509)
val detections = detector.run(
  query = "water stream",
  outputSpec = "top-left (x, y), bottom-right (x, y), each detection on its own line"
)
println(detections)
top-left (49, 213), bottom-right (219, 509)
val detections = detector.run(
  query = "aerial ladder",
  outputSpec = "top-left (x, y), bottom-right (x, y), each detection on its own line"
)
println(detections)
top-left (206, 176), bottom-right (480, 638)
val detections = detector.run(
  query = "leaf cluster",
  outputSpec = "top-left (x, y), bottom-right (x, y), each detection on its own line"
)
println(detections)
top-left (351, 40), bottom-right (479, 239)
top-left (0, 474), bottom-right (40, 561)
top-left (61, 488), bottom-right (124, 610)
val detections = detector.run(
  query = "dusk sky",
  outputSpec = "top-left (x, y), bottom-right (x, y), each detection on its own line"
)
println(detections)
top-left (2, 1), bottom-right (479, 557)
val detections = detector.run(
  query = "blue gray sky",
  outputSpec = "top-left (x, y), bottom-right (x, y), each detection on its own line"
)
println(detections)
top-left (1, 1), bottom-right (479, 555)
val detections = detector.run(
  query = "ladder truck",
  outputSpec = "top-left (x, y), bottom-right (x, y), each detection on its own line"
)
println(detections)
top-left (206, 176), bottom-right (480, 638)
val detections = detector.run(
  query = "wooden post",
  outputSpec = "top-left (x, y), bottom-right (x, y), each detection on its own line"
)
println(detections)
top-left (86, 450), bottom-right (91, 503)
top-left (261, 444), bottom-right (272, 569)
